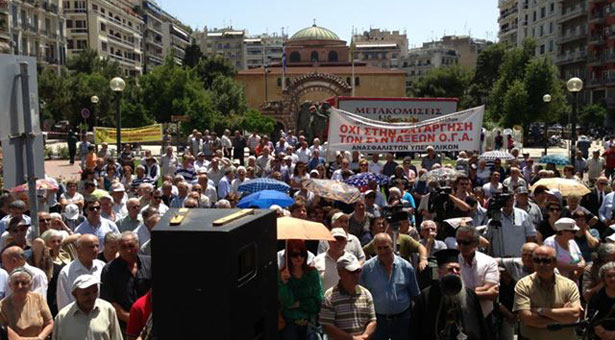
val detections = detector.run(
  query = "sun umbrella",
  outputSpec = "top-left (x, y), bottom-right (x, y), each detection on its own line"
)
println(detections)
top-left (89, 189), bottom-right (111, 200)
top-left (237, 190), bottom-right (294, 209)
top-left (530, 178), bottom-right (590, 197)
top-left (11, 179), bottom-right (58, 192)
top-left (302, 178), bottom-right (361, 204)
top-left (237, 178), bottom-right (290, 194)
top-left (277, 216), bottom-right (335, 241)
top-left (420, 167), bottom-right (458, 182)
top-left (345, 172), bottom-right (390, 189)
top-left (539, 154), bottom-right (570, 165)
top-left (479, 151), bottom-right (516, 161)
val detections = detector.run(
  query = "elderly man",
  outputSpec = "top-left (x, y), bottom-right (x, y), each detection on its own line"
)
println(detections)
top-left (513, 246), bottom-right (582, 340)
top-left (56, 234), bottom-right (106, 310)
top-left (52, 274), bottom-right (123, 340)
top-left (0, 199), bottom-right (30, 235)
top-left (75, 199), bottom-right (119, 252)
top-left (318, 212), bottom-right (366, 264)
top-left (141, 190), bottom-right (169, 215)
top-left (359, 233), bottom-right (419, 340)
top-left (197, 174), bottom-right (218, 205)
top-left (456, 225), bottom-right (500, 319)
top-left (314, 228), bottom-right (359, 292)
top-left (170, 181), bottom-right (190, 208)
top-left (217, 167), bottom-right (235, 200)
top-left (412, 249), bottom-right (490, 340)
top-left (116, 198), bottom-right (142, 232)
top-left (320, 253), bottom-right (377, 340)
top-left (1, 245), bottom-right (48, 298)
top-left (134, 208), bottom-right (159, 247)
top-left (362, 219), bottom-right (429, 271)
top-left (419, 220), bottom-right (447, 256)
top-left (485, 192), bottom-right (537, 258)
top-left (160, 146), bottom-right (178, 178)
top-left (110, 183), bottom-right (128, 219)
top-left (100, 231), bottom-right (151, 327)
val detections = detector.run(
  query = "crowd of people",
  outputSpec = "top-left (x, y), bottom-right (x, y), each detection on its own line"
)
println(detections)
top-left (2, 127), bottom-right (615, 339)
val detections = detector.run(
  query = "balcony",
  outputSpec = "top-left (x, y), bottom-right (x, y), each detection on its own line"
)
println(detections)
top-left (500, 6), bottom-right (519, 20)
top-left (64, 8), bottom-right (87, 14)
top-left (589, 34), bottom-right (606, 45)
top-left (555, 50), bottom-right (587, 65)
top-left (68, 27), bottom-right (88, 34)
top-left (558, 29), bottom-right (587, 44)
top-left (557, 5), bottom-right (587, 23)
top-left (107, 33), bottom-right (136, 50)
top-left (587, 77), bottom-right (615, 87)
top-left (145, 35), bottom-right (163, 47)
top-left (587, 52), bottom-right (615, 65)
top-left (589, 12), bottom-right (605, 24)
top-left (500, 23), bottom-right (518, 35)
top-left (41, 2), bottom-right (58, 14)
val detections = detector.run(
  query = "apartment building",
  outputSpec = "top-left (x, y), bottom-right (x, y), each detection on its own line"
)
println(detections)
top-left (400, 45), bottom-right (460, 90)
top-left (195, 27), bottom-right (246, 70)
top-left (352, 28), bottom-right (408, 68)
top-left (0, 0), bottom-right (66, 66)
top-left (162, 17), bottom-right (190, 65)
top-left (498, 0), bottom-right (558, 58)
top-left (244, 33), bottom-right (285, 69)
top-left (555, 0), bottom-right (587, 82)
top-left (498, 0), bottom-right (525, 46)
top-left (64, 0), bottom-right (144, 76)
top-left (587, 0), bottom-right (615, 105)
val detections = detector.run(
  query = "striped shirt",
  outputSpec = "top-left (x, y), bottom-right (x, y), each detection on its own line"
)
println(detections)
top-left (319, 284), bottom-right (376, 339)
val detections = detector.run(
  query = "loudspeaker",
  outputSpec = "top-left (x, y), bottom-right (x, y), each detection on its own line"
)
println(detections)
top-left (151, 209), bottom-right (278, 339)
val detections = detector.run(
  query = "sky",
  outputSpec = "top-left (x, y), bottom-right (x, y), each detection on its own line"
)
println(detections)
top-left (156, 0), bottom-right (500, 47)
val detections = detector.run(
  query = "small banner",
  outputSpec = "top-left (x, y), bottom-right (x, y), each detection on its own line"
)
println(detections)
top-left (327, 106), bottom-right (484, 153)
top-left (94, 124), bottom-right (163, 144)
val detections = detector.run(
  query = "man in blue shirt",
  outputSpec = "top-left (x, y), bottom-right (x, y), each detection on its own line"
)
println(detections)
top-left (75, 199), bottom-right (119, 252)
top-left (359, 233), bottom-right (420, 340)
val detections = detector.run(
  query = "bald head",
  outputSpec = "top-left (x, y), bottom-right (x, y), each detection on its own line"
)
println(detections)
top-left (533, 245), bottom-right (555, 258)
top-left (76, 234), bottom-right (100, 264)
top-left (522, 242), bottom-right (539, 254)
top-left (1, 246), bottom-right (25, 272)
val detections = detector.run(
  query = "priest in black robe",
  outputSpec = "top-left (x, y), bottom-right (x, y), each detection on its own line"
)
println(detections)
top-left (411, 249), bottom-right (492, 340)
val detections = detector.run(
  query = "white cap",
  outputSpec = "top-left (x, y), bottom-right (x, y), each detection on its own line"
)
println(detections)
top-left (64, 204), bottom-right (79, 220)
top-left (336, 253), bottom-right (361, 272)
top-left (330, 228), bottom-right (348, 239)
top-left (71, 274), bottom-right (99, 292)
top-left (111, 183), bottom-right (125, 192)
top-left (554, 217), bottom-right (580, 232)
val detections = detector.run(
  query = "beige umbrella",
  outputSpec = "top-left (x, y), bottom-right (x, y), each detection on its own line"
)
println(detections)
top-left (530, 178), bottom-right (590, 197)
top-left (277, 216), bottom-right (334, 241)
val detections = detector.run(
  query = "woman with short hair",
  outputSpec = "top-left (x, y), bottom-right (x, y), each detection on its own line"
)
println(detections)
top-left (0, 268), bottom-right (53, 339)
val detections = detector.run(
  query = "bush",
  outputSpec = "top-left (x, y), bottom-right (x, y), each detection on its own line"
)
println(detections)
top-left (44, 146), bottom-right (54, 159)
top-left (57, 146), bottom-right (70, 159)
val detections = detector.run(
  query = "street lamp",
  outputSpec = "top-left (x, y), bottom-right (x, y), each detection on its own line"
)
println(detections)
top-left (542, 94), bottom-right (551, 156)
top-left (109, 77), bottom-right (125, 160)
top-left (90, 95), bottom-right (99, 127)
top-left (566, 77), bottom-right (583, 164)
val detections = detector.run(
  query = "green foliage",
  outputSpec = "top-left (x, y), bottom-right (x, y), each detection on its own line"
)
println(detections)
top-left (182, 44), bottom-right (203, 68)
top-left (468, 43), bottom-right (507, 106)
top-left (240, 109), bottom-right (275, 135)
top-left (501, 80), bottom-right (528, 127)
top-left (195, 55), bottom-right (236, 88)
top-left (210, 75), bottom-right (247, 115)
top-left (408, 65), bottom-right (473, 108)
top-left (579, 104), bottom-right (607, 126)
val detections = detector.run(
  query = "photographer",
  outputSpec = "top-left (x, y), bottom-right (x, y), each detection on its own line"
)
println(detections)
top-left (424, 177), bottom-right (472, 224)
top-left (485, 192), bottom-right (537, 258)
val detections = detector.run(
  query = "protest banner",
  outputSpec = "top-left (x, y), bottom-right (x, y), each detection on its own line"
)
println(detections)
top-left (335, 96), bottom-right (458, 122)
top-left (94, 124), bottom-right (163, 144)
top-left (327, 106), bottom-right (484, 153)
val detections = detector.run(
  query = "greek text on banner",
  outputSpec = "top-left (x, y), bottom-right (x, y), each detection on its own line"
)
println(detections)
top-left (327, 106), bottom-right (484, 153)
top-left (94, 124), bottom-right (163, 144)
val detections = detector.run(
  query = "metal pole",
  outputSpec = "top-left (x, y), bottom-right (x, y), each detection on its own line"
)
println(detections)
top-left (19, 62), bottom-right (39, 236)
top-left (544, 121), bottom-right (548, 156)
top-left (571, 92), bottom-right (578, 165)
top-left (116, 92), bottom-right (121, 161)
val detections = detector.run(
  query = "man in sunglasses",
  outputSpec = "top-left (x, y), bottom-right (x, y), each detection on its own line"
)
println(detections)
top-left (75, 199), bottom-right (119, 252)
top-left (0, 200), bottom-right (30, 236)
top-left (513, 246), bottom-right (582, 340)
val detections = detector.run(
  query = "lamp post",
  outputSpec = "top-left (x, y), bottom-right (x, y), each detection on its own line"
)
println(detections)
top-left (566, 77), bottom-right (583, 165)
top-left (90, 95), bottom-right (99, 127)
top-left (543, 94), bottom-right (551, 156)
top-left (109, 77), bottom-right (125, 161)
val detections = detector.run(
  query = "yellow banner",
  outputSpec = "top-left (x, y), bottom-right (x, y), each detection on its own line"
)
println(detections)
top-left (94, 124), bottom-right (163, 144)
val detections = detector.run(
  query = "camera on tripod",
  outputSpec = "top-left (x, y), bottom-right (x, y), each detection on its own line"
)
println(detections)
top-left (381, 205), bottom-right (407, 232)
top-left (487, 192), bottom-right (512, 228)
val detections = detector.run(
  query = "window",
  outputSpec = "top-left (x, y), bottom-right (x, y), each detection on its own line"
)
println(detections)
top-left (328, 50), bottom-right (338, 62)
top-left (277, 78), bottom-right (281, 86)
top-left (289, 51), bottom-right (300, 62)
top-left (101, 42), bottom-right (107, 51)
top-left (66, 20), bottom-right (73, 28)
top-left (549, 22), bottom-right (553, 34)
top-left (533, 11), bottom-right (536, 21)
top-left (100, 23), bottom-right (106, 31)
top-left (63, 1), bottom-right (69, 9)
top-left (540, 44), bottom-right (545, 54)
top-left (355, 77), bottom-right (360, 86)
top-left (549, 40), bottom-right (554, 52)
top-left (77, 40), bottom-right (87, 49)
top-left (33, 15), bottom-right (38, 30)
top-left (540, 25), bottom-right (544, 36)
top-left (541, 7), bottom-right (546, 18)
top-left (92, 4), bottom-right (97, 10)
top-left (310, 51), bottom-right (319, 62)
top-left (67, 39), bottom-right (73, 49)
top-left (550, 2), bottom-right (555, 12)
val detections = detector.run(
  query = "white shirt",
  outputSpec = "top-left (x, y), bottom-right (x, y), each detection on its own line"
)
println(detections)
top-left (368, 161), bottom-right (383, 174)
top-left (482, 182), bottom-right (503, 198)
top-left (56, 258), bottom-right (106, 311)
top-left (134, 224), bottom-right (151, 247)
top-left (314, 251), bottom-right (356, 292)
top-left (52, 299), bottom-right (123, 340)
top-left (459, 251), bottom-right (500, 317)
top-left (317, 234), bottom-right (366, 262)
top-left (296, 148), bottom-right (311, 163)
top-left (486, 208), bottom-right (536, 257)
top-left (231, 178), bottom-right (247, 195)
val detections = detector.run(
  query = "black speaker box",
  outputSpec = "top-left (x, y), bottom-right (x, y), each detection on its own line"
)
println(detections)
top-left (151, 209), bottom-right (278, 339)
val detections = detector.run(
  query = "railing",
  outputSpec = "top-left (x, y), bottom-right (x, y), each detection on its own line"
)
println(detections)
top-left (500, 24), bottom-right (518, 34)
top-left (555, 51), bottom-right (587, 64)
top-left (558, 30), bottom-right (587, 44)
top-left (557, 5), bottom-right (586, 23)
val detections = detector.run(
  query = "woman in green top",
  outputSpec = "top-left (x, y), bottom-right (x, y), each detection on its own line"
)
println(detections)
top-left (279, 240), bottom-right (323, 340)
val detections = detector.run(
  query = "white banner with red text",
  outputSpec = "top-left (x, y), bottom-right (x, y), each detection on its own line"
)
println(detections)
top-left (327, 106), bottom-right (484, 153)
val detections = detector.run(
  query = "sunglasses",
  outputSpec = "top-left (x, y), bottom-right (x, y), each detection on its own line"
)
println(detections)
top-left (533, 257), bottom-right (555, 264)
top-left (456, 239), bottom-right (475, 246)
top-left (39, 218), bottom-right (51, 223)
top-left (88, 206), bottom-right (101, 211)
top-left (289, 252), bottom-right (305, 258)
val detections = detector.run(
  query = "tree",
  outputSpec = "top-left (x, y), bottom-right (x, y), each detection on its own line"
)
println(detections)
top-left (65, 48), bottom-right (120, 79)
top-left (501, 80), bottom-right (528, 127)
top-left (468, 43), bottom-right (506, 106)
top-left (210, 75), bottom-right (247, 116)
top-left (182, 44), bottom-right (203, 68)
top-left (195, 55), bottom-right (236, 88)
top-left (408, 65), bottom-right (473, 108)
top-left (39, 68), bottom-right (71, 122)
top-left (579, 104), bottom-right (607, 127)
top-left (240, 109), bottom-right (275, 135)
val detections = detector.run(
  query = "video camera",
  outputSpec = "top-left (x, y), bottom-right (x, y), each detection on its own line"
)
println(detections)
top-left (381, 205), bottom-right (407, 232)
top-left (428, 186), bottom-right (452, 222)
top-left (486, 192), bottom-right (512, 228)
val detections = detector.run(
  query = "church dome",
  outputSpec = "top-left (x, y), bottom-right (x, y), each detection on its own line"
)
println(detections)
top-left (290, 24), bottom-right (341, 41)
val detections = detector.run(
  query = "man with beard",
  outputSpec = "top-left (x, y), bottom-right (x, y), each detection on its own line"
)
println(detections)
top-left (411, 249), bottom-right (491, 340)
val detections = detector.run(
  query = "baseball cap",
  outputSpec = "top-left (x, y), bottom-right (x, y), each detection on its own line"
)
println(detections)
top-left (546, 189), bottom-right (562, 203)
top-left (364, 190), bottom-right (376, 197)
top-left (554, 217), bottom-right (580, 232)
top-left (71, 274), bottom-right (99, 292)
top-left (330, 228), bottom-right (347, 239)
top-left (331, 212), bottom-right (346, 224)
top-left (64, 204), bottom-right (80, 220)
top-left (515, 186), bottom-right (529, 195)
top-left (336, 253), bottom-right (361, 272)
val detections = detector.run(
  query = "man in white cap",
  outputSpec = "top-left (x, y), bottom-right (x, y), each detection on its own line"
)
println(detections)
top-left (320, 253), bottom-right (376, 340)
top-left (318, 212), bottom-right (366, 264)
top-left (110, 183), bottom-right (127, 220)
top-left (314, 228), bottom-right (359, 292)
top-left (52, 274), bottom-right (123, 340)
